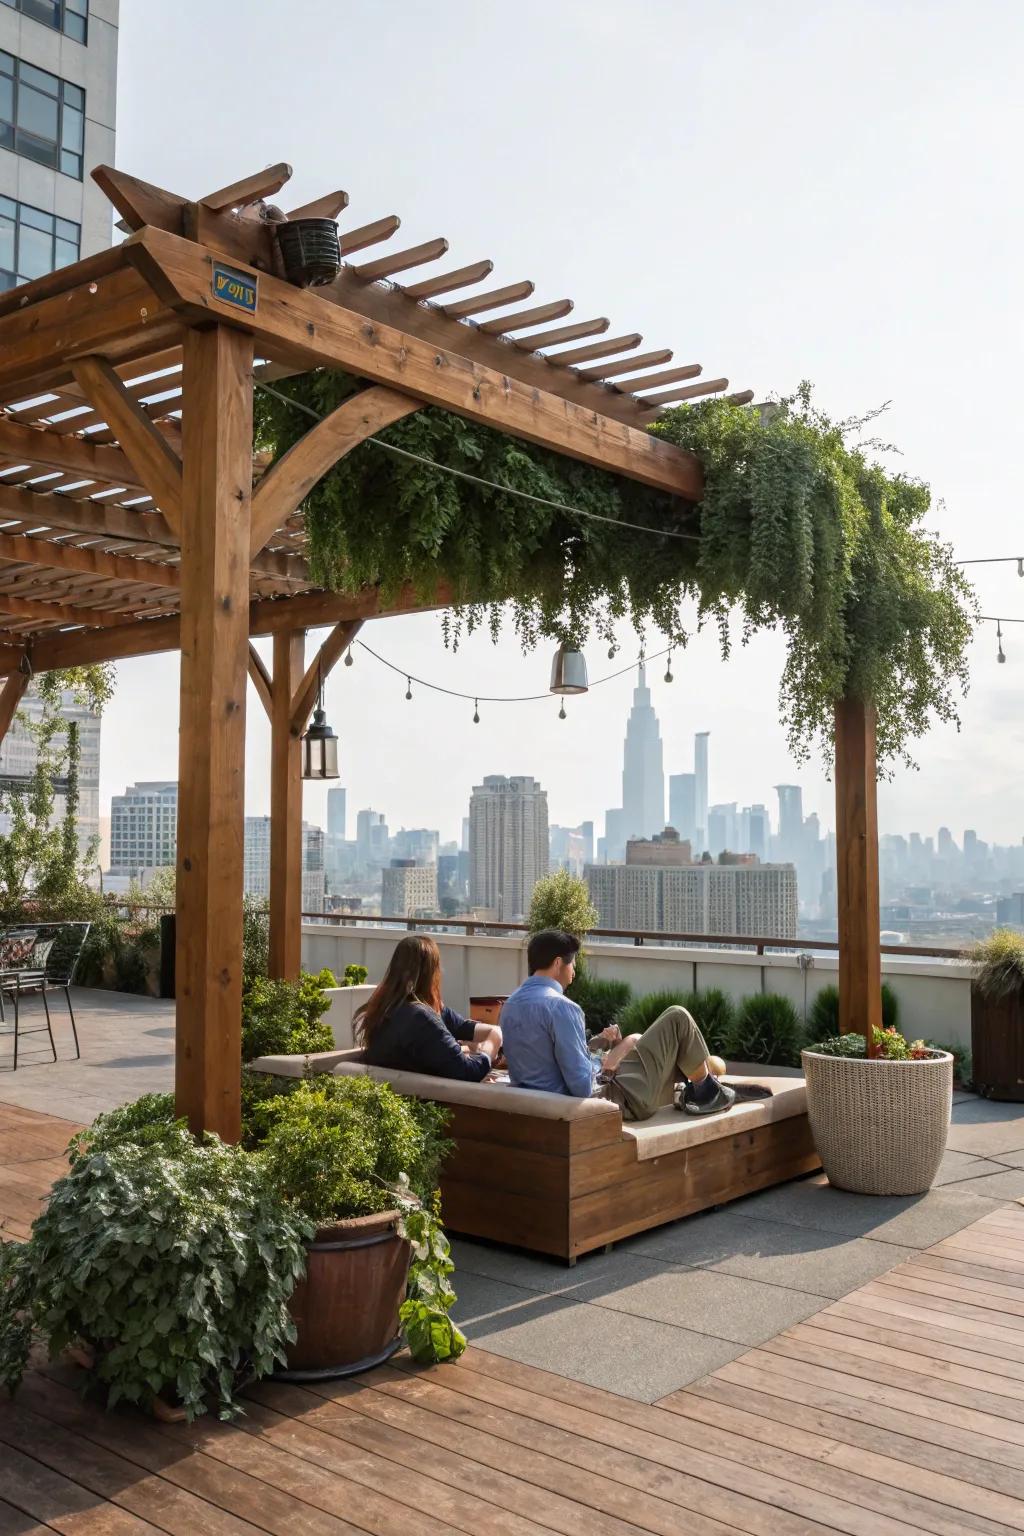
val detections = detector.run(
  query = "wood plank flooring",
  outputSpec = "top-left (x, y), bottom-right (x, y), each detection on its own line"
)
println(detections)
top-left (3, 1105), bottom-right (1024, 1533)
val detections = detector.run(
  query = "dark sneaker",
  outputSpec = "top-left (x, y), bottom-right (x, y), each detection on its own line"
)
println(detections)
top-left (677, 1080), bottom-right (736, 1116)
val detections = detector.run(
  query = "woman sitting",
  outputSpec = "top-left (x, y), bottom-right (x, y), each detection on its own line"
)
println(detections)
top-left (355, 934), bottom-right (500, 1082)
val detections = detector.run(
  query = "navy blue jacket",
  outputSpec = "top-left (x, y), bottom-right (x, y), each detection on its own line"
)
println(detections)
top-left (362, 1000), bottom-right (491, 1081)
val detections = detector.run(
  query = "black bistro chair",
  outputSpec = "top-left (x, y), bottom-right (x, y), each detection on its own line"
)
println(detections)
top-left (0, 921), bottom-right (90, 1069)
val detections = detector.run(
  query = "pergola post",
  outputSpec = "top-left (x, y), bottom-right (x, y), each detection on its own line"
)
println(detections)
top-left (175, 325), bottom-right (255, 1140)
top-left (834, 694), bottom-right (882, 1054)
top-left (268, 629), bottom-right (305, 980)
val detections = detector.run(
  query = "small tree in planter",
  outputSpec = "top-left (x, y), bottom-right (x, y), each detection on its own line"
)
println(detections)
top-left (969, 930), bottom-right (1024, 1101)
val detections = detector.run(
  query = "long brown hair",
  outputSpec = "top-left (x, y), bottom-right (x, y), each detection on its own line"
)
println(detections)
top-left (355, 934), bottom-right (443, 1047)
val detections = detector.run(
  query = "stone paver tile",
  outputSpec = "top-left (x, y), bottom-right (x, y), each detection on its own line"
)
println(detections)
top-left (627, 1210), bottom-right (918, 1299)
top-left (728, 1173), bottom-right (1006, 1247)
top-left (582, 1263), bottom-right (831, 1344)
top-left (939, 1166), bottom-right (1024, 1201)
top-left (452, 1269), bottom-right (744, 1401)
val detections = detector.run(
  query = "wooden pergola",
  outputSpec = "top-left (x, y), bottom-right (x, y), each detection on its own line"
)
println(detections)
top-left (0, 162), bottom-right (881, 1138)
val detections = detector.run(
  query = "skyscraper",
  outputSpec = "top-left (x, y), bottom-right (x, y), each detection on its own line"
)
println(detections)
top-left (620, 663), bottom-right (664, 841)
top-left (0, 683), bottom-right (101, 858)
top-left (469, 774), bottom-right (549, 921)
top-left (356, 809), bottom-right (387, 867)
top-left (109, 781), bottom-right (177, 876)
top-left (1, 1), bottom-right (118, 295)
top-left (326, 788), bottom-right (347, 841)
top-left (775, 784), bottom-right (804, 863)
top-left (668, 773), bottom-right (697, 846)
top-left (694, 732), bottom-right (709, 854)
top-left (744, 803), bottom-right (770, 863)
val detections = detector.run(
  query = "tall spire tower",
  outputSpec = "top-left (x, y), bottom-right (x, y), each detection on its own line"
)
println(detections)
top-left (621, 663), bottom-right (665, 840)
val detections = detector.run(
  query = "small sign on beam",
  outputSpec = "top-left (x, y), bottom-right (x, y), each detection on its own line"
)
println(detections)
top-left (211, 262), bottom-right (258, 314)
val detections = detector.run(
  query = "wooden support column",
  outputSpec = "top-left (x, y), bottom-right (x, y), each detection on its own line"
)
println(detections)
top-left (0, 669), bottom-right (29, 745)
top-left (268, 629), bottom-right (305, 981)
top-left (175, 326), bottom-right (254, 1140)
top-left (835, 695), bottom-right (882, 1055)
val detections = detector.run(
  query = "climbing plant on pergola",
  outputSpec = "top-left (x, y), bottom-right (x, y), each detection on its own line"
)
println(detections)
top-left (0, 160), bottom-right (972, 1138)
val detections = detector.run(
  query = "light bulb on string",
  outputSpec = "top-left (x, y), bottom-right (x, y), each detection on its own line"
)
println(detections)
top-left (1018, 558), bottom-right (1023, 578)
top-left (344, 647), bottom-right (354, 667)
top-left (473, 698), bottom-right (480, 724)
top-left (664, 652), bottom-right (674, 684)
top-left (405, 676), bottom-right (412, 701)
top-left (558, 700), bottom-right (567, 720)
top-left (997, 620), bottom-right (1006, 664)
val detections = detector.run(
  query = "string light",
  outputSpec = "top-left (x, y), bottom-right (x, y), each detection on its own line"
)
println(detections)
top-left (1019, 559), bottom-right (1023, 578)
top-left (664, 652), bottom-right (674, 683)
top-left (472, 698), bottom-right (480, 724)
top-left (997, 620), bottom-right (1006, 664)
top-left (558, 701), bottom-right (567, 720)
top-left (405, 676), bottom-right (412, 700)
top-left (344, 647), bottom-right (354, 667)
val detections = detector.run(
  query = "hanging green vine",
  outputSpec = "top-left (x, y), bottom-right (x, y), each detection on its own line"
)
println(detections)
top-left (254, 377), bottom-right (975, 771)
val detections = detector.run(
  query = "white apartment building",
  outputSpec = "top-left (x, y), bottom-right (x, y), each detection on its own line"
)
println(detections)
top-left (1, 0), bottom-right (118, 291)
top-left (587, 861), bottom-right (798, 939)
top-left (469, 774), bottom-right (548, 922)
top-left (381, 860), bottom-right (438, 919)
top-left (0, 683), bottom-right (100, 857)
top-left (243, 815), bottom-right (326, 915)
top-left (109, 780), bottom-right (177, 876)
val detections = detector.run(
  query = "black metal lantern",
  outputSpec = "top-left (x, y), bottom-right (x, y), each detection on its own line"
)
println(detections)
top-left (301, 667), bottom-right (339, 779)
top-left (276, 218), bottom-right (342, 288)
top-left (549, 642), bottom-right (588, 696)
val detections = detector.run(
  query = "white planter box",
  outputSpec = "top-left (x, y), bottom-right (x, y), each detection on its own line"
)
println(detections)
top-left (322, 984), bottom-right (375, 1050)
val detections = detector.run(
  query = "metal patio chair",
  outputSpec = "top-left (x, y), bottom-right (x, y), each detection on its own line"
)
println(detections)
top-left (0, 921), bottom-right (90, 1069)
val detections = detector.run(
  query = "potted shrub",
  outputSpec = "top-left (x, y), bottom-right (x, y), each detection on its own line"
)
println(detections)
top-left (250, 1076), bottom-right (463, 1377)
top-left (0, 1097), bottom-right (309, 1421)
top-left (970, 930), bottom-right (1024, 1101)
top-left (801, 1028), bottom-right (952, 1195)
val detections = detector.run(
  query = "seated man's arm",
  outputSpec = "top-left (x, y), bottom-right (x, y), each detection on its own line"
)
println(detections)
top-left (550, 1000), bottom-right (599, 1098)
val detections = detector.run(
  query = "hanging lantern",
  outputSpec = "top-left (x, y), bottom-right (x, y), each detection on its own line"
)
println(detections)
top-left (550, 643), bottom-right (588, 695)
top-left (301, 665), bottom-right (339, 779)
top-left (997, 620), bottom-right (1006, 664)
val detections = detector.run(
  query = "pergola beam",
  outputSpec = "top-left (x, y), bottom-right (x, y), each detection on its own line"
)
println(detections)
top-left (247, 642), bottom-right (273, 717)
top-left (0, 529), bottom-right (180, 588)
top-left (70, 356), bottom-right (183, 532)
top-left (130, 229), bottom-right (705, 500)
top-left (0, 669), bottom-right (29, 744)
top-left (835, 696), bottom-right (883, 1053)
top-left (268, 630), bottom-right (305, 981)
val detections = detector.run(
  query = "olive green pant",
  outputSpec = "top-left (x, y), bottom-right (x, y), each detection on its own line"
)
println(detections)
top-left (605, 1006), bottom-right (711, 1122)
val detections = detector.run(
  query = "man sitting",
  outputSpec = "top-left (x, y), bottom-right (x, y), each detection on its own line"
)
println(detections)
top-left (500, 929), bottom-right (735, 1120)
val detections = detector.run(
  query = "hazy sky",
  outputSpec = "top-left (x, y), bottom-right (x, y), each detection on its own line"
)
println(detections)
top-left (100, 1), bottom-right (1024, 847)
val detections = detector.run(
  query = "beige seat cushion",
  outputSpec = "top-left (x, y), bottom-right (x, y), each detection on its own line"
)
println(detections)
top-left (623, 1074), bottom-right (808, 1161)
top-left (331, 1058), bottom-right (620, 1122)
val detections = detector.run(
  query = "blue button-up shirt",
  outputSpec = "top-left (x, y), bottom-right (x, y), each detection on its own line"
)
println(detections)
top-left (500, 974), bottom-right (599, 1097)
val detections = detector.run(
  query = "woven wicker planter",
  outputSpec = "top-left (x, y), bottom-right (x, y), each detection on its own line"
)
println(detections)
top-left (801, 1048), bottom-right (953, 1195)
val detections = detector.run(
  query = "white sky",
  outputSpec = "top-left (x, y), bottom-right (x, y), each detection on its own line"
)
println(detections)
top-left (100, 0), bottom-right (1024, 848)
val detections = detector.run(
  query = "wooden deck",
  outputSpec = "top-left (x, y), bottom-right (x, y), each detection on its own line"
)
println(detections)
top-left (4, 1108), bottom-right (1024, 1534)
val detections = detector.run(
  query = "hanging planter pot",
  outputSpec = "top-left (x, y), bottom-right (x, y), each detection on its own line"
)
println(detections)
top-left (275, 219), bottom-right (342, 288)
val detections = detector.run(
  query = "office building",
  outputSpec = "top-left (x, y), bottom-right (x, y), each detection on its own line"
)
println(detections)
top-left (0, 682), bottom-right (101, 857)
top-left (775, 784), bottom-right (804, 863)
top-left (587, 858), bottom-right (796, 938)
top-left (550, 824), bottom-right (588, 876)
top-left (707, 802), bottom-right (740, 857)
top-left (626, 826), bottom-right (692, 866)
top-left (1, 0), bottom-right (118, 293)
top-left (109, 780), bottom-right (177, 876)
top-left (326, 787), bottom-right (346, 841)
top-left (392, 827), bottom-right (439, 864)
top-left (355, 808), bottom-right (388, 868)
top-left (694, 732), bottom-right (709, 853)
top-left (668, 773), bottom-right (696, 847)
top-left (243, 816), bottom-right (326, 914)
top-left (382, 859), bottom-right (438, 918)
top-left (468, 774), bottom-right (548, 921)
top-left (620, 662), bottom-right (664, 840)
top-left (743, 803), bottom-right (770, 863)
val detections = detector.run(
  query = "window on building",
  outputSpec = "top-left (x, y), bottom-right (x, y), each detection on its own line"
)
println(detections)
top-left (0, 0), bottom-right (87, 44)
top-left (0, 53), bottom-right (85, 176)
top-left (0, 195), bottom-right (79, 290)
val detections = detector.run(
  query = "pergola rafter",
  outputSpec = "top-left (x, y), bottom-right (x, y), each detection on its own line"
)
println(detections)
top-left (0, 158), bottom-right (881, 1138)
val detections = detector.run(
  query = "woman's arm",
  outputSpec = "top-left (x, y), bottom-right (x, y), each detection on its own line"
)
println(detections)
top-left (416, 1009), bottom-right (493, 1082)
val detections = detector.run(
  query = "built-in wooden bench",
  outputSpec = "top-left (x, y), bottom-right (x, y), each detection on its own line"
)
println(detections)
top-left (247, 1051), bottom-right (820, 1263)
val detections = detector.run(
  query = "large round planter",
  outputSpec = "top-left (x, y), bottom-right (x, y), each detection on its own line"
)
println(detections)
top-left (801, 1048), bottom-right (953, 1195)
top-left (971, 988), bottom-right (1024, 1101)
top-left (279, 1209), bottom-right (410, 1380)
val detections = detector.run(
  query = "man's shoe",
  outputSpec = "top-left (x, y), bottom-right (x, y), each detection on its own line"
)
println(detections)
top-left (677, 1080), bottom-right (736, 1116)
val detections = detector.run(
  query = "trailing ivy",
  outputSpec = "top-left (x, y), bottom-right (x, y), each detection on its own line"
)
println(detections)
top-left (254, 378), bottom-right (974, 769)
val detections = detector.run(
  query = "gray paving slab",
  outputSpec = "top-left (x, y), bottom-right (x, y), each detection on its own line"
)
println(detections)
top-left (450, 1238), bottom-right (664, 1298)
top-left (580, 1263), bottom-right (831, 1344)
top-left (625, 1210), bottom-right (919, 1299)
top-left (727, 1172), bottom-right (1008, 1246)
top-left (940, 1166), bottom-right (1024, 1200)
top-left (931, 1150), bottom-right (1011, 1186)
top-left (945, 1119), bottom-right (1024, 1156)
top-left (450, 1269), bottom-right (745, 1401)
top-left (986, 1148), bottom-right (1024, 1169)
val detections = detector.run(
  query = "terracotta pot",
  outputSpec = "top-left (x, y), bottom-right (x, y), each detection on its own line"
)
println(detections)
top-left (280, 1209), bottom-right (410, 1380)
top-left (971, 988), bottom-right (1024, 1101)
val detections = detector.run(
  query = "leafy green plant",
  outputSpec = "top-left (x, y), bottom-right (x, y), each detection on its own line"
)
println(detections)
top-left (807, 982), bottom-right (900, 1037)
top-left (722, 993), bottom-right (806, 1067)
top-left (240, 971), bottom-right (336, 1062)
top-left (566, 971), bottom-right (632, 1033)
top-left (77, 909), bottom-right (161, 995)
top-left (342, 963), bottom-right (368, 986)
top-left (808, 1027), bottom-right (934, 1061)
top-left (255, 378), bottom-right (975, 770)
top-left (250, 1078), bottom-right (461, 1365)
top-left (0, 1127), bottom-right (310, 1420)
top-left (615, 987), bottom-right (735, 1054)
top-left (526, 870), bottom-right (598, 939)
top-left (970, 929), bottom-right (1024, 1002)
top-left (242, 895), bottom-right (270, 984)
top-left (67, 1092), bottom-right (177, 1164)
